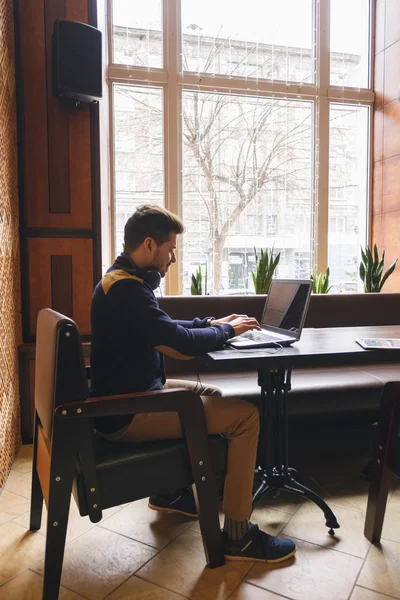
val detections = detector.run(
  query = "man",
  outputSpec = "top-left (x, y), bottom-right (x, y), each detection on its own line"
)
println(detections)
top-left (90, 204), bottom-right (295, 564)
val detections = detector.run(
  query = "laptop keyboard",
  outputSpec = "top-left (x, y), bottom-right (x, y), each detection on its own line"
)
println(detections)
top-left (242, 331), bottom-right (282, 342)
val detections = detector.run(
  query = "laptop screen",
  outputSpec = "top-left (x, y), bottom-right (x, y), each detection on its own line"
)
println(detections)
top-left (262, 280), bottom-right (312, 335)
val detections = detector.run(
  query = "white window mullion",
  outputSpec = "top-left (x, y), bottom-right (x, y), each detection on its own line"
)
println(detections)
top-left (108, 65), bottom-right (169, 85)
top-left (164, 0), bottom-right (182, 295)
top-left (315, 0), bottom-right (330, 273)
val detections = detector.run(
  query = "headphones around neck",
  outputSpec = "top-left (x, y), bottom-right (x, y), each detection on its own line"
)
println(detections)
top-left (113, 253), bottom-right (161, 291)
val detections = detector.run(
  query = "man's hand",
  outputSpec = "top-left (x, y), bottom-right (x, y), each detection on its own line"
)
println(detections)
top-left (213, 315), bottom-right (261, 337)
top-left (210, 314), bottom-right (247, 326)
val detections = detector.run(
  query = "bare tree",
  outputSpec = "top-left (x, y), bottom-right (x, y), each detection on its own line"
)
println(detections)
top-left (182, 92), bottom-right (311, 290)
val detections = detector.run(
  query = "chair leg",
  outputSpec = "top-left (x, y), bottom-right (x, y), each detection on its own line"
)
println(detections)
top-left (42, 463), bottom-right (75, 600)
top-left (193, 479), bottom-right (225, 568)
top-left (364, 464), bottom-right (390, 544)
top-left (30, 462), bottom-right (44, 531)
top-left (42, 420), bottom-right (76, 600)
top-left (30, 414), bottom-right (43, 531)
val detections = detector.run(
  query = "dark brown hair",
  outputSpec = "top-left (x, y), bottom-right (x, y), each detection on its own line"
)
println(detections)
top-left (124, 204), bottom-right (184, 253)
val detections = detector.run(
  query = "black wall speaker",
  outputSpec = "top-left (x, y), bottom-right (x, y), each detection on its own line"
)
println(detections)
top-left (52, 19), bottom-right (102, 105)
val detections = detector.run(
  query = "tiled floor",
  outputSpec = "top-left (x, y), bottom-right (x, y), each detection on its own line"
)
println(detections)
top-left (0, 443), bottom-right (400, 600)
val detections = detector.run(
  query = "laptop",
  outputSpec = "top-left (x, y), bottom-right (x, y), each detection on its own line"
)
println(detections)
top-left (226, 279), bottom-right (312, 349)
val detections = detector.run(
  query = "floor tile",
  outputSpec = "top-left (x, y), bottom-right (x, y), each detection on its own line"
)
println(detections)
top-left (0, 491), bottom-right (30, 525)
top-left (358, 539), bottom-right (400, 597)
top-left (107, 575), bottom-right (184, 599)
top-left (100, 497), bottom-right (193, 549)
top-left (137, 529), bottom-right (253, 600)
top-left (391, 485), bottom-right (400, 503)
top-left (245, 538), bottom-right (362, 600)
top-left (247, 506), bottom-right (293, 537)
top-left (4, 471), bottom-right (32, 500)
top-left (11, 445), bottom-right (33, 474)
top-left (382, 500), bottom-right (400, 544)
top-left (256, 491), bottom-right (303, 515)
top-left (229, 582), bottom-right (286, 599)
top-left (0, 522), bottom-right (46, 586)
top-left (311, 476), bottom-right (370, 514)
top-left (32, 525), bottom-right (156, 600)
top-left (349, 585), bottom-right (398, 600)
top-left (282, 501), bottom-right (371, 558)
top-left (0, 569), bottom-right (85, 600)
top-left (13, 501), bottom-right (123, 543)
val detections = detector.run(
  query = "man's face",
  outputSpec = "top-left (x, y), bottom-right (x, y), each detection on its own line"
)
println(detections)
top-left (152, 233), bottom-right (177, 277)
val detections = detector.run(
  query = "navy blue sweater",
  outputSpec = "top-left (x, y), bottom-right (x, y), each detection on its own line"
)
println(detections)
top-left (90, 265), bottom-right (234, 433)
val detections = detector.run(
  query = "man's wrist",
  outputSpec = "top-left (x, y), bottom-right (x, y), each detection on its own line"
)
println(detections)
top-left (206, 317), bottom-right (215, 327)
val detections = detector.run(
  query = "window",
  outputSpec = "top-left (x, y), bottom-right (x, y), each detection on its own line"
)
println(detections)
top-left (181, 0), bottom-right (314, 83)
top-left (328, 104), bottom-right (369, 291)
top-left (108, 0), bottom-right (374, 294)
top-left (330, 0), bottom-right (370, 88)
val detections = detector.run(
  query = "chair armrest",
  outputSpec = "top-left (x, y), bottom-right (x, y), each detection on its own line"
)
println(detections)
top-left (54, 388), bottom-right (203, 419)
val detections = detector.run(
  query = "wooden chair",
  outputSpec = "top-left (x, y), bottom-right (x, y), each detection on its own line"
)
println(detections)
top-left (30, 308), bottom-right (227, 600)
top-left (364, 381), bottom-right (400, 543)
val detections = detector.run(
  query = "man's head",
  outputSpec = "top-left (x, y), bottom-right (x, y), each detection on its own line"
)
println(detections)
top-left (124, 204), bottom-right (184, 277)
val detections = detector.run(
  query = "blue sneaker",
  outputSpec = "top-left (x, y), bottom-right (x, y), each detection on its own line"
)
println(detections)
top-left (222, 523), bottom-right (295, 563)
top-left (148, 488), bottom-right (198, 518)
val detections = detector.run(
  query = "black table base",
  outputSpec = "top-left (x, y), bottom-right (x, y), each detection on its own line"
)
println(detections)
top-left (252, 367), bottom-right (340, 535)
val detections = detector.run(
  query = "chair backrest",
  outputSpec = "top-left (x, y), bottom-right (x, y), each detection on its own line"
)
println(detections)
top-left (35, 309), bottom-right (88, 441)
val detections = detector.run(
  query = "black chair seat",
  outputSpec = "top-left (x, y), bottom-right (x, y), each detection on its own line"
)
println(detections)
top-left (74, 434), bottom-right (228, 515)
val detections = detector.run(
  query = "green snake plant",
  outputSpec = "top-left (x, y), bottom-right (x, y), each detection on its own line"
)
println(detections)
top-left (310, 267), bottom-right (331, 294)
top-left (252, 247), bottom-right (281, 294)
top-left (191, 265), bottom-right (207, 295)
top-left (359, 244), bottom-right (398, 292)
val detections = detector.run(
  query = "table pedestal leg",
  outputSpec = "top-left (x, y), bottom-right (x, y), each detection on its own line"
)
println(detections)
top-left (253, 366), bottom-right (340, 535)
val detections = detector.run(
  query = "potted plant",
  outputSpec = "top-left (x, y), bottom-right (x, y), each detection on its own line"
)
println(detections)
top-left (310, 267), bottom-right (331, 294)
top-left (359, 244), bottom-right (398, 292)
top-left (191, 265), bottom-right (207, 295)
top-left (252, 247), bottom-right (281, 294)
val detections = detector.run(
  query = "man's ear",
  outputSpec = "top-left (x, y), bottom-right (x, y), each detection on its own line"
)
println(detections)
top-left (143, 237), bottom-right (153, 254)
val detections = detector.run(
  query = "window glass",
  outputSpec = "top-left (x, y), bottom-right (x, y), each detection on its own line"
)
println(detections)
top-left (328, 104), bottom-right (369, 292)
top-left (112, 0), bottom-right (163, 68)
top-left (182, 0), bottom-right (314, 83)
top-left (113, 85), bottom-right (164, 255)
top-left (182, 91), bottom-right (313, 294)
top-left (330, 0), bottom-right (370, 88)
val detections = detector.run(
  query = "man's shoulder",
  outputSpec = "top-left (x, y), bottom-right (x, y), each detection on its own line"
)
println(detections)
top-left (101, 269), bottom-right (150, 297)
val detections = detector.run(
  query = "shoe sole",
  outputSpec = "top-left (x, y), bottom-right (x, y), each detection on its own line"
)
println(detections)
top-left (224, 548), bottom-right (295, 564)
top-left (148, 502), bottom-right (198, 519)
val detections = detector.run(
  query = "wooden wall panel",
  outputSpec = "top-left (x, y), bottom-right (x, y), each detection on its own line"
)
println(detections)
top-left (45, 0), bottom-right (70, 215)
top-left (66, 0), bottom-right (88, 22)
top-left (16, 0), bottom-right (101, 446)
top-left (0, 0), bottom-right (22, 486)
top-left (16, 0), bottom-right (101, 344)
top-left (51, 255), bottom-right (73, 315)
top-left (19, 0), bottom-right (49, 222)
top-left (18, 0), bottom-right (94, 230)
top-left (372, 0), bottom-right (400, 292)
top-left (28, 238), bottom-right (93, 336)
top-left (68, 109), bottom-right (93, 227)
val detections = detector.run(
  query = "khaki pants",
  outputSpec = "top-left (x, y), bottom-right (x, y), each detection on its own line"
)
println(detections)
top-left (103, 379), bottom-right (260, 521)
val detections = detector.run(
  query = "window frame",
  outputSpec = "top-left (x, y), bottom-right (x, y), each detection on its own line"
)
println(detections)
top-left (106, 0), bottom-right (375, 294)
